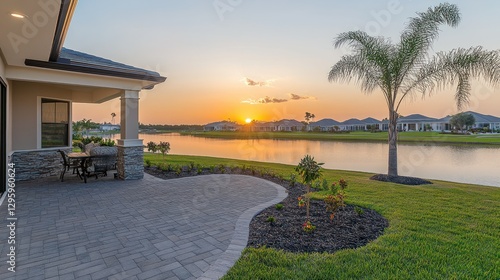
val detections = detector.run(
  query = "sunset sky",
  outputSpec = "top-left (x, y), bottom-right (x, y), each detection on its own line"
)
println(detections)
top-left (66, 0), bottom-right (500, 125)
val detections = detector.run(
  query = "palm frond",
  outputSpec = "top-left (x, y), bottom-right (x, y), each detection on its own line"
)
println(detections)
top-left (393, 3), bottom-right (461, 94)
top-left (328, 55), bottom-right (381, 93)
top-left (399, 47), bottom-right (500, 110)
top-left (331, 31), bottom-right (395, 99)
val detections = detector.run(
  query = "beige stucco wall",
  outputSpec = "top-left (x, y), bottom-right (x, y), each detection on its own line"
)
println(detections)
top-left (0, 56), bottom-right (5, 77)
top-left (0, 57), bottom-right (13, 156)
top-left (11, 81), bottom-right (73, 151)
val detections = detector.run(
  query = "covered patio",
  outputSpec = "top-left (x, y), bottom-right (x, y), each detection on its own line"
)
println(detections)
top-left (0, 174), bottom-right (286, 279)
top-left (1, 0), bottom-right (166, 187)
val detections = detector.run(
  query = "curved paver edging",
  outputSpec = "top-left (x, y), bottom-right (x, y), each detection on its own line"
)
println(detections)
top-left (198, 176), bottom-right (288, 280)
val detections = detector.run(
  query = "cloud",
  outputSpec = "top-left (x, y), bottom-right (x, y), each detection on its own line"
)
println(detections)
top-left (289, 93), bottom-right (316, 100)
top-left (241, 93), bottom-right (316, 105)
top-left (241, 96), bottom-right (288, 105)
top-left (243, 77), bottom-right (274, 87)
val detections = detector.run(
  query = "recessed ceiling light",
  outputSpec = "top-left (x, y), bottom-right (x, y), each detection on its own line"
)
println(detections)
top-left (11, 13), bottom-right (26, 19)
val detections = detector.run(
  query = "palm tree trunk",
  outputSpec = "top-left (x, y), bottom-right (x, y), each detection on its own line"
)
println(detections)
top-left (388, 109), bottom-right (398, 176)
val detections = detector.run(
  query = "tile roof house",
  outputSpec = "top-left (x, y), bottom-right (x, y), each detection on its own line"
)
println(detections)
top-left (203, 121), bottom-right (240, 131)
top-left (1, 0), bottom-right (166, 189)
top-left (274, 119), bottom-right (305, 131)
top-left (339, 118), bottom-right (366, 131)
top-left (464, 111), bottom-right (500, 130)
top-left (309, 118), bottom-right (341, 131)
top-left (398, 114), bottom-right (439, 131)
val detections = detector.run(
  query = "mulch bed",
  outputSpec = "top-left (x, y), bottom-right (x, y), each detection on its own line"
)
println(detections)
top-left (370, 174), bottom-right (433, 185)
top-left (145, 166), bottom-right (389, 254)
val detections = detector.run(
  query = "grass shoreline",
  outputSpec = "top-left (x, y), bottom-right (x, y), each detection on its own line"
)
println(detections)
top-left (144, 154), bottom-right (500, 279)
top-left (172, 131), bottom-right (500, 146)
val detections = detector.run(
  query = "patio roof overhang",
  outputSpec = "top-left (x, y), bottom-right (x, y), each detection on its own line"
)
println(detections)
top-left (1, 0), bottom-right (166, 101)
top-left (0, 0), bottom-right (76, 67)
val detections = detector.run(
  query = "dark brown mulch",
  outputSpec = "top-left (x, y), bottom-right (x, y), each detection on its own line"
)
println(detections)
top-left (144, 166), bottom-right (389, 254)
top-left (370, 174), bottom-right (433, 185)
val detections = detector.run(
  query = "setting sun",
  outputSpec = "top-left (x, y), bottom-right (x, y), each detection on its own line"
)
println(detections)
top-left (245, 118), bottom-right (253, 124)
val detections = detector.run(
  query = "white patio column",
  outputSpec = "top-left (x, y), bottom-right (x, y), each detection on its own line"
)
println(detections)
top-left (116, 90), bottom-right (144, 180)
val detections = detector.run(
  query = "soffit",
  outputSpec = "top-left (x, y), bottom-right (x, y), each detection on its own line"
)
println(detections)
top-left (0, 0), bottom-right (61, 66)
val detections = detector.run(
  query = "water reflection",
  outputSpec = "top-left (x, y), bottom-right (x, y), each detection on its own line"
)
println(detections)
top-left (114, 133), bottom-right (500, 187)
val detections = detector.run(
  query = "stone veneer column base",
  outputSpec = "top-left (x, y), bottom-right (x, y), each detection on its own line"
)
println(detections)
top-left (117, 141), bottom-right (144, 180)
top-left (10, 148), bottom-right (72, 181)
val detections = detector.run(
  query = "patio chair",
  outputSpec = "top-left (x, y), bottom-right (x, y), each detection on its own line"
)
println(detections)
top-left (88, 146), bottom-right (118, 179)
top-left (57, 150), bottom-right (81, 182)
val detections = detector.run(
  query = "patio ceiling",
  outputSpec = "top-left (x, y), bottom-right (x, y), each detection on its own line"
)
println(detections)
top-left (0, 0), bottom-right (75, 66)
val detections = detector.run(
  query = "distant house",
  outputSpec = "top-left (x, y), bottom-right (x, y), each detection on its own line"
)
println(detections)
top-left (249, 121), bottom-right (275, 132)
top-left (398, 114), bottom-right (439, 131)
top-left (309, 118), bottom-right (341, 132)
top-left (204, 121), bottom-right (239, 131)
top-left (361, 117), bottom-right (382, 130)
top-left (433, 116), bottom-right (452, 131)
top-left (275, 119), bottom-right (305, 131)
top-left (100, 123), bottom-right (121, 131)
top-left (339, 118), bottom-right (366, 131)
top-left (465, 111), bottom-right (500, 130)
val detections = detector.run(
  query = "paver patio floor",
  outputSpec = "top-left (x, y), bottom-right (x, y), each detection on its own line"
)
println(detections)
top-left (0, 173), bottom-right (286, 280)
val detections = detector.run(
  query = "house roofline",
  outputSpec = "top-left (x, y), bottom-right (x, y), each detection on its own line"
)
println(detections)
top-left (25, 59), bottom-right (167, 85)
top-left (49, 0), bottom-right (79, 62)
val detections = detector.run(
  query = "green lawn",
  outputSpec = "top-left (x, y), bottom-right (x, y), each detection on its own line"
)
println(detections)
top-left (144, 154), bottom-right (500, 279)
top-left (179, 131), bottom-right (500, 145)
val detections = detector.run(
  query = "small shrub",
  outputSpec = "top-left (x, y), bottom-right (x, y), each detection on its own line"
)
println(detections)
top-left (325, 179), bottom-right (348, 221)
top-left (266, 216), bottom-right (276, 223)
top-left (218, 164), bottom-right (226, 173)
top-left (145, 159), bottom-right (152, 167)
top-left (174, 165), bottom-right (182, 176)
top-left (355, 206), bottom-right (364, 216)
top-left (250, 166), bottom-right (257, 176)
top-left (339, 178), bottom-right (347, 190)
top-left (324, 193), bottom-right (346, 220)
top-left (275, 204), bottom-right (284, 210)
top-left (313, 180), bottom-right (321, 190)
top-left (158, 141), bottom-right (171, 158)
top-left (99, 138), bottom-right (115, 147)
top-left (295, 155), bottom-right (324, 220)
top-left (297, 196), bottom-right (305, 208)
top-left (159, 163), bottom-right (169, 171)
top-left (146, 141), bottom-right (158, 153)
top-left (302, 221), bottom-right (316, 233)
top-left (81, 136), bottom-right (103, 145)
top-left (329, 182), bottom-right (339, 193)
top-left (209, 165), bottom-right (216, 173)
top-left (231, 165), bottom-right (239, 173)
top-left (196, 164), bottom-right (203, 175)
top-left (321, 179), bottom-right (329, 190)
top-left (289, 173), bottom-right (297, 187)
top-left (189, 162), bottom-right (196, 172)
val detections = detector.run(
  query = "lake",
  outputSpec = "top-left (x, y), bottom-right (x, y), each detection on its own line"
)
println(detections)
top-left (113, 133), bottom-right (500, 187)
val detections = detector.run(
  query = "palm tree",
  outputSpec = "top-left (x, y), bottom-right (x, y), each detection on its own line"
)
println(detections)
top-left (328, 3), bottom-right (499, 177)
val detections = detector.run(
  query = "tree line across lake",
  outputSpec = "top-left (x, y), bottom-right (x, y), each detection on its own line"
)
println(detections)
top-left (139, 123), bottom-right (204, 132)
